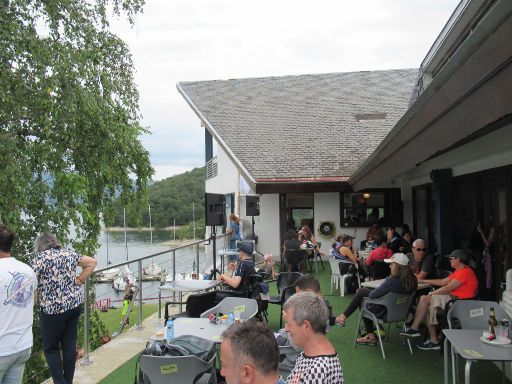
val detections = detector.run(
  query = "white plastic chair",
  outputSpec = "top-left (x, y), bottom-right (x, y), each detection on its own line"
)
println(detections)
top-left (200, 297), bottom-right (258, 321)
top-left (328, 258), bottom-right (342, 294)
top-left (328, 257), bottom-right (360, 297)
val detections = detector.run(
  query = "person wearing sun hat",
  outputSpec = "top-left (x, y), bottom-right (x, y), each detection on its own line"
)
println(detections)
top-left (401, 249), bottom-right (478, 350)
top-left (334, 253), bottom-right (417, 345)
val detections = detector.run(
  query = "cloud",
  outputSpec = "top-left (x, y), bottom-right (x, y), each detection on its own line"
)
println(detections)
top-left (111, 0), bottom-right (460, 181)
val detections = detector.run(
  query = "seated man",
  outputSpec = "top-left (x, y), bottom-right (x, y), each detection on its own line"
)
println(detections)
top-left (401, 249), bottom-right (478, 350)
top-left (218, 242), bottom-right (255, 291)
top-left (407, 238), bottom-right (434, 280)
top-left (221, 321), bottom-right (284, 384)
top-left (365, 236), bottom-right (392, 267)
top-left (294, 274), bottom-right (334, 326)
top-left (276, 274), bottom-right (333, 373)
top-left (283, 292), bottom-right (344, 383)
top-left (386, 227), bottom-right (403, 253)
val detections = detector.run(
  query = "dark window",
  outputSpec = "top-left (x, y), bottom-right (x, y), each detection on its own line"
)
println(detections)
top-left (340, 190), bottom-right (402, 227)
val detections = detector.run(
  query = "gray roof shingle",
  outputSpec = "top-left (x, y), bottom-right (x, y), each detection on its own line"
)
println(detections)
top-left (178, 69), bottom-right (419, 182)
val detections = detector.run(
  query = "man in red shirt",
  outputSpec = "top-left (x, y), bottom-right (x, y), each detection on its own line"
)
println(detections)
top-left (365, 237), bottom-right (392, 267)
top-left (401, 249), bottom-right (478, 350)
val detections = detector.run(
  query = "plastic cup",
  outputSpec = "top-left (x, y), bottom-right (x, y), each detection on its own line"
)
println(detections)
top-left (494, 326), bottom-right (508, 339)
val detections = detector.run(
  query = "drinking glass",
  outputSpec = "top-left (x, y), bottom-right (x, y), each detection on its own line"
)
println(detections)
top-left (494, 325), bottom-right (508, 339)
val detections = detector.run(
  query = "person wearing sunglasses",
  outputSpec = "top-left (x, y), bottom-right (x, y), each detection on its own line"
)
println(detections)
top-left (408, 239), bottom-right (434, 280)
top-left (401, 249), bottom-right (478, 350)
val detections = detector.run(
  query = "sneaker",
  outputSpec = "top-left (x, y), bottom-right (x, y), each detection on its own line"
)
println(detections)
top-left (375, 328), bottom-right (386, 338)
top-left (400, 328), bottom-right (421, 337)
top-left (417, 340), bottom-right (441, 351)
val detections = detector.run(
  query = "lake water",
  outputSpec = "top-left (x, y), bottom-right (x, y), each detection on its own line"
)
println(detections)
top-left (94, 230), bottom-right (210, 306)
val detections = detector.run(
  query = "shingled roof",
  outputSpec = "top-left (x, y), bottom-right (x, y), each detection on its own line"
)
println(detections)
top-left (178, 69), bottom-right (419, 184)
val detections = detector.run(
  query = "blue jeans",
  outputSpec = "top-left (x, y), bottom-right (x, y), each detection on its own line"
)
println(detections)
top-left (0, 347), bottom-right (31, 384)
top-left (40, 305), bottom-right (82, 384)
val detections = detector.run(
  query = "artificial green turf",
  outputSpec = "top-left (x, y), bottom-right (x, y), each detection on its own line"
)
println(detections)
top-left (99, 354), bottom-right (139, 384)
top-left (97, 303), bottom-right (158, 336)
top-left (99, 263), bottom-right (511, 384)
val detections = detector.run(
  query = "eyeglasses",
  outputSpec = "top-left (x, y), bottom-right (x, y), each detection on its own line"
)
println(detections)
top-left (414, 248), bottom-right (426, 252)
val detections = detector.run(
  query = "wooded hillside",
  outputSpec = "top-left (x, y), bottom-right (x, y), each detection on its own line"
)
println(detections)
top-left (108, 167), bottom-right (205, 228)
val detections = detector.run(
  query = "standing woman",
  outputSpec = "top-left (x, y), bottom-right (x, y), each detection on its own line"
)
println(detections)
top-left (227, 214), bottom-right (241, 250)
top-left (31, 233), bottom-right (96, 384)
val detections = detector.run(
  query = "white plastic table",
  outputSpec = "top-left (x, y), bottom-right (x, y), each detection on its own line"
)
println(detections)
top-left (173, 317), bottom-right (228, 343)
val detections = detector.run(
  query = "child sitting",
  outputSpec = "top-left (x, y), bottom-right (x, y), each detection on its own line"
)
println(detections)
top-left (258, 254), bottom-right (276, 279)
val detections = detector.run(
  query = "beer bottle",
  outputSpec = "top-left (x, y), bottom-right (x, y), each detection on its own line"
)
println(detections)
top-left (488, 307), bottom-right (498, 335)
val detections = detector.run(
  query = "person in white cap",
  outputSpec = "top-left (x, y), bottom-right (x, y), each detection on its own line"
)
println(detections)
top-left (335, 253), bottom-right (417, 345)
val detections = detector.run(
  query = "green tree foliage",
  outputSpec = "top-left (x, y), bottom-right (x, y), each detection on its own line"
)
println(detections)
top-left (0, 1), bottom-right (151, 382)
top-left (175, 217), bottom-right (205, 240)
top-left (108, 166), bottom-right (205, 229)
top-left (0, 0), bottom-right (152, 255)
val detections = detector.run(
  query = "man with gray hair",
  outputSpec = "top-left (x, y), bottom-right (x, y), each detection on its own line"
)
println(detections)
top-left (283, 292), bottom-right (343, 383)
top-left (408, 239), bottom-right (434, 280)
top-left (220, 320), bottom-right (284, 384)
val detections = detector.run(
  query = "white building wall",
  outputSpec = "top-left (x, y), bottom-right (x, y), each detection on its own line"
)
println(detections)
top-left (255, 194), bottom-right (280, 256)
top-left (313, 193), bottom-right (340, 254)
top-left (206, 145), bottom-right (240, 211)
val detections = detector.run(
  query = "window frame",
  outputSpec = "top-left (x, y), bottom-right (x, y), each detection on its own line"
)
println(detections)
top-left (339, 189), bottom-right (403, 227)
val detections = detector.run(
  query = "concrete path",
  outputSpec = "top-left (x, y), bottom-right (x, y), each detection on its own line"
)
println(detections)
top-left (41, 307), bottom-right (174, 384)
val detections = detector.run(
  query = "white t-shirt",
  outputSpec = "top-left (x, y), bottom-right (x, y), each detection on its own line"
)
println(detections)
top-left (0, 257), bottom-right (37, 356)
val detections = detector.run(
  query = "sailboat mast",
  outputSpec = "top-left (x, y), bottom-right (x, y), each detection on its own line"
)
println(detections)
top-left (192, 201), bottom-right (196, 240)
top-left (124, 207), bottom-right (128, 261)
top-left (149, 204), bottom-right (153, 250)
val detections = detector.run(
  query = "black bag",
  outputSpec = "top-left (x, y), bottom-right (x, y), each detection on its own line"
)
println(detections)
top-left (345, 274), bottom-right (359, 294)
top-left (165, 335), bottom-right (216, 362)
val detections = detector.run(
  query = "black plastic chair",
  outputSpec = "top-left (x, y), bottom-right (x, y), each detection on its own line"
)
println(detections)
top-left (164, 290), bottom-right (217, 325)
top-left (369, 260), bottom-right (391, 280)
top-left (284, 250), bottom-right (307, 272)
top-left (433, 269), bottom-right (452, 279)
top-left (269, 272), bottom-right (303, 303)
top-left (268, 285), bottom-right (296, 328)
top-left (306, 242), bottom-right (325, 273)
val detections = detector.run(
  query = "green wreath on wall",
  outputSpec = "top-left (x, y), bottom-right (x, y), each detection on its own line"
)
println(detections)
top-left (318, 221), bottom-right (335, 239)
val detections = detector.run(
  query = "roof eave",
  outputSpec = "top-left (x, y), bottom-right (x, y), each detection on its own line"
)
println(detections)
top-left (176, 82), bottom-right (257, 187)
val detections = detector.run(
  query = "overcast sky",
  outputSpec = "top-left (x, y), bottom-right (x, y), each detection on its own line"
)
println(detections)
top-left (111, 0), bottom-right (460, 181)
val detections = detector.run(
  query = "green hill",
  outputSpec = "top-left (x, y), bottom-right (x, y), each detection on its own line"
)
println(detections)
top-left (108, 167), bottom-right (205, 230)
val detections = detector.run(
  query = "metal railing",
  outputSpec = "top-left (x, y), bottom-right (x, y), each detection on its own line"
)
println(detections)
top-left (80, 233), bottom-right (228, 366)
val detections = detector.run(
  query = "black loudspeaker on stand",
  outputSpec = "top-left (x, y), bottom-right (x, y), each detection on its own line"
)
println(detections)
top-left (205, 193), bottom-right (226, 279)
top-left (245, 195), bottom-right (260, 216)
top-left (205, 193), bottom-right (225, 226)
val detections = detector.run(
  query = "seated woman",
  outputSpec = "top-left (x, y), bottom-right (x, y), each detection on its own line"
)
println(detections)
top-left (335, 253), bottom-right (417, 345)
top-left (333, 235), bottom-right (366, 277)
top-left (365, 236), bottom-right (392, 267)
top-left (298, 225), bottom-right (321, 255)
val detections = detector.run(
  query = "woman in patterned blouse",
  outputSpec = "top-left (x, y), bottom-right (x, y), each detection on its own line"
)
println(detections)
top-left (31, 233), bottom-right (96, 384)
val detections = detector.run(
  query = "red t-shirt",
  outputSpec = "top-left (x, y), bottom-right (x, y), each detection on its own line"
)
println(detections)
top-left (448, 267), bottom-right (478, 299)
top-left (365, 247), bottom-right (393, 266)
